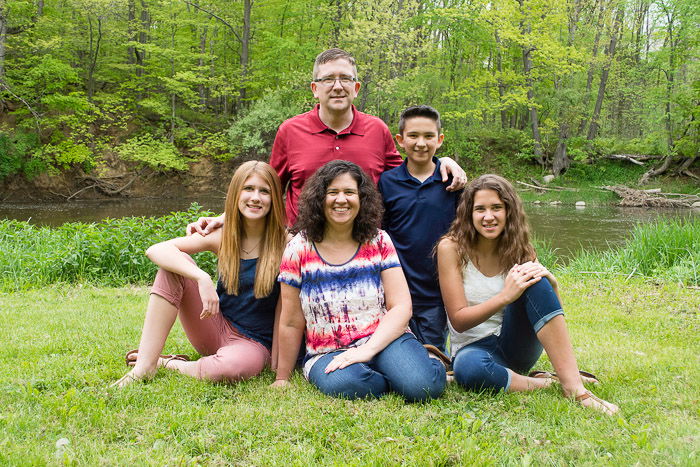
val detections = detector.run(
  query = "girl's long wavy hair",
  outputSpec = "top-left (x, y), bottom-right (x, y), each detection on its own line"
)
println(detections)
top-left (444, 174), bottom-right (535, 274)
top-left (218, 161), bottom-right (287, 298)
top-left (292, 160), bottom-right (383, 244)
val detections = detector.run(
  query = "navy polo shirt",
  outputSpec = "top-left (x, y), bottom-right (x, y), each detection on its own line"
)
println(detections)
top-left (378, 157), bottom-right (461, 306)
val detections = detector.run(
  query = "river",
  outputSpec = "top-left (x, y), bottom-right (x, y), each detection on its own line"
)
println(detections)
top-left (1, 196), bottom-right (697, 259)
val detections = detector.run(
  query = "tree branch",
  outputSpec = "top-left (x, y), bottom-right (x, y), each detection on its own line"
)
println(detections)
top-left (181, 0), bottom-right (242, 44)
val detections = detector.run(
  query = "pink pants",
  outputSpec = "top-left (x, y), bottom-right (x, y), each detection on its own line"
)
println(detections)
top-left (151, 265), bottom-right (270, 383)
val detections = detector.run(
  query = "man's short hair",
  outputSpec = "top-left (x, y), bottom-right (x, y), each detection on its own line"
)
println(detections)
top-left (312, 48), bottom-right (357, 79)
top-left (398, 105), bottom-right (442, 135)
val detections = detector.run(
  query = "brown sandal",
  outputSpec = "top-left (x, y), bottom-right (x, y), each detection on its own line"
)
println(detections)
top-left (423, 344), bottom-right (452, 367)
top-left (124, 349), bottom-right (190, 367)
top-left (528, 370), bottom-right (599, 384)
top-left (160, 354), bottom-right (189, 369)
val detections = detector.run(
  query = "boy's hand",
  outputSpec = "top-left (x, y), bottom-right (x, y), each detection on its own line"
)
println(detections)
top-left (270, 379), bottom-right (290, 388)
top-left (438, 157), bottom-right (467, 191)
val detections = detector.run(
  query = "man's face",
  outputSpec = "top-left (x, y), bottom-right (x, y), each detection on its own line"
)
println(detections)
top-left (311, 59), bottom-right (361, 115)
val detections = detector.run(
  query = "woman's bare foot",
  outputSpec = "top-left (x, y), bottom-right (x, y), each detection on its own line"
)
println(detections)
top-left (574, 390), bottom-right (619, 415)
top-left (110, 369), bottom-right (154, 388)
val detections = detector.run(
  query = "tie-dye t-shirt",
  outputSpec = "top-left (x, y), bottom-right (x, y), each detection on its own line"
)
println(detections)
top-left (279, 229), bottom-right (402, 365)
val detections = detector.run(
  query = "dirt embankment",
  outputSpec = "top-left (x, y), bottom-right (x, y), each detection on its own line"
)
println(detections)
top-left (0, 157), bottom-right (250, 202)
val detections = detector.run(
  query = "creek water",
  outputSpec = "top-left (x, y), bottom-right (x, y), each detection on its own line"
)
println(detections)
top-left (1, 196), bottom-right (697, 260)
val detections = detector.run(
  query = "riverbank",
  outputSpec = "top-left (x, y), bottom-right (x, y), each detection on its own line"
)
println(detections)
top-left (1, 157), bottom-right (697, 206)
top-left (1, 275), bottom-right (697, 464)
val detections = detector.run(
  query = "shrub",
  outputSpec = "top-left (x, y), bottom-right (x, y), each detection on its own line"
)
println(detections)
top-left (0, 204), bottom-right (217, 292)
top-left (116, 135), bottom-right (188, 171)
top-left (227, 89), bottom-right (306, 159)
top-left (0, 130), bottom-right (41, 179)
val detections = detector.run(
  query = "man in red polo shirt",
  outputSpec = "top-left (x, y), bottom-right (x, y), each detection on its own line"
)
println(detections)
top-left (189, 48), bottom-right (465, 230)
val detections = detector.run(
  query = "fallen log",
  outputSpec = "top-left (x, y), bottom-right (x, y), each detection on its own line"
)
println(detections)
top-left (600, 185), bottom-right (699, 207)
top-left (516, 181), bottom-right (578, 192)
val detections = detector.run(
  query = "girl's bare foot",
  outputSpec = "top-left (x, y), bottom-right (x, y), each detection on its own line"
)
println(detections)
top-left (574, 390), bottom-right (619, 415)
top-left (529, 370), bottom-right (599, 385)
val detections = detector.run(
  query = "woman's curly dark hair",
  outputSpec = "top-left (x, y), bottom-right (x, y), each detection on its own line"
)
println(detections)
top-left (292, 160), bottom-right (383, 243)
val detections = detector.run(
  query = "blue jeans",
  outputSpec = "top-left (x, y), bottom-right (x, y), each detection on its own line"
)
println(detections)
top-left (409, 303), bottom-right (449, 354)
top-left (453, 278), bottom-right (564, 392)
top-left (307, 333), bottom-right (446, 402)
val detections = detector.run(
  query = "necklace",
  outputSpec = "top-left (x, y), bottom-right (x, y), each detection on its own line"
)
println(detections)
top-left (241, 239), bottom-right (262, 255)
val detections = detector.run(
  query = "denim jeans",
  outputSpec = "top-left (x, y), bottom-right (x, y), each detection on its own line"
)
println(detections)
top-left (452, 278), bottom-right (564, 392)
top-left (409, 303), bottom-right (449, 354)
top-left (307, 333), bottom-right (446, 402)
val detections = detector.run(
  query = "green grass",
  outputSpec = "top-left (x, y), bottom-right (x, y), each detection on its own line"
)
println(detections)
top-left (1, 277), bottom-right (698, 464)
top-left (0, 204), bottom-right (217, 292)
top-left (565, 219), bottom-right (700, 285)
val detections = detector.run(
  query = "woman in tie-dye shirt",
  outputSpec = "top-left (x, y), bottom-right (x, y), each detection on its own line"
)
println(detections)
top-left (271, 160), bottom-right (445, 402)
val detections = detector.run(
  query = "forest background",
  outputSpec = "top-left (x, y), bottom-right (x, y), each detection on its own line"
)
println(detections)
top-left (0, 0), bottom-right (698, 198)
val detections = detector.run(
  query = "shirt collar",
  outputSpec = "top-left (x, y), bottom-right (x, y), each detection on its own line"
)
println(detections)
top-left (308, 104), bottom-right (365, 136)
top-left (397, 157), bottom-right (443, 183)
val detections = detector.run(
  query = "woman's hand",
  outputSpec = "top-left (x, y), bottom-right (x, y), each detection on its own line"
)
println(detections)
top-left (270, 379), bottom-right (290, 388)
top-left (500, 263), bottom-right (542, 304)
top-left (197, 276), bottom-right (220, 319)
top-left (324, 346), bottom-right (376, 373)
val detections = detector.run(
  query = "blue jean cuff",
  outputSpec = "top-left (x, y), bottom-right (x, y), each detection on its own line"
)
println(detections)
top-left (533, 309), bottom-right (564, 333)
top-left (503, 369), bottom-right (512, 392)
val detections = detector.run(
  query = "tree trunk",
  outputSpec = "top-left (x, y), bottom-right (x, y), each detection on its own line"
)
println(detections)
top-left (578, 1), bottom-right (605, 136)
top-left (136, 0), bottom-right (149, 78)
top-left (238, 0), bottom-right (251, 106)
top-left (494, 31), bottom-right (508, 129)
top-left (552, 124), bottom-right (570, 176)
top-left (87, 17), bottom-right (102, 100)
top-left (0, 8), bottom-right (6, 80)
top-left (518, 0), bottom-right (544, 165)
top-left (199, 27), bottom-right (207, 107)
top-left (587, 7), bottom-right (624, 140)
top-left (331, 0), bottom-right (342, 45)
top-left (127, 0), bottom-right (136, 65)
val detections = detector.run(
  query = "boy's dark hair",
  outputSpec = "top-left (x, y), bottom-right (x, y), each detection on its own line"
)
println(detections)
top-left (398, 105), bottom-right (442, 135)
top-left (313, 48), bottom-right (357, 79)
top-left (292, 160), bottom-right (383, 244)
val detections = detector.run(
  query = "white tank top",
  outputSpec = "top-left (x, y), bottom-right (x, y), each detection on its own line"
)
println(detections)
top-left (448, 260), bottom-right (505, 355)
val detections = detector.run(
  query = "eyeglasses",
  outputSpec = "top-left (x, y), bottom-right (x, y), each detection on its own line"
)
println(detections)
top-left (313, 76), bottom-right (357, 87)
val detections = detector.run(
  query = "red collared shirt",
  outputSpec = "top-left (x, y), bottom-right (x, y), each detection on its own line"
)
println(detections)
top-left (270, 104), bottom-right (402, 225)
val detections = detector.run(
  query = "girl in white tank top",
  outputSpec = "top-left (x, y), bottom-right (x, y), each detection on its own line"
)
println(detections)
top-left (437, 174), bottom-right (618, 415)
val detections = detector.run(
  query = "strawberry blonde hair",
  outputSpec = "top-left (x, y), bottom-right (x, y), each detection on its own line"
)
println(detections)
top-left (444, 174), bottom-right (535, 274)
top-left (218, 161), bottom-right (286, 297)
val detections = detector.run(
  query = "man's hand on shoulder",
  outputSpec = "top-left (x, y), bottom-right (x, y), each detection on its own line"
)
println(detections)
top-left (186, 214), bottom-right (225, 236)
top-left (438, 157), bottom-right (467, 191)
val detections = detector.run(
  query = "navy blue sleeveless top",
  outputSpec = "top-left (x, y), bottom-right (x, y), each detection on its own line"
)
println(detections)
top-left (216, 258), bottom-right (279, 350)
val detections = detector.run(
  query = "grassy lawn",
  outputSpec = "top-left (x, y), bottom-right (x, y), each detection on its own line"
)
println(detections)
top-left (1, 276), bottom-right (698, 465)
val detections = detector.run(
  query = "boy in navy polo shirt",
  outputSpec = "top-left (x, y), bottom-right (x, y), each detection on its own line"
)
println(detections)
top-left (378, 106), bottom-right (461, 354)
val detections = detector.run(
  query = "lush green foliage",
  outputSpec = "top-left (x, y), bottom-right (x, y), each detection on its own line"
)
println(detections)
top-left (1, 0), bottom-right (697, 179)
top-left (0, 204), bottom-right (217, 291)
top-left (566, 219), bottom-right (700, 285)
top-left (1, 277), bottom-right (697, 463)
top-left (3, 213), bottom-right (697, 293)
top-left (116, 135), bottom-right (188, 171)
